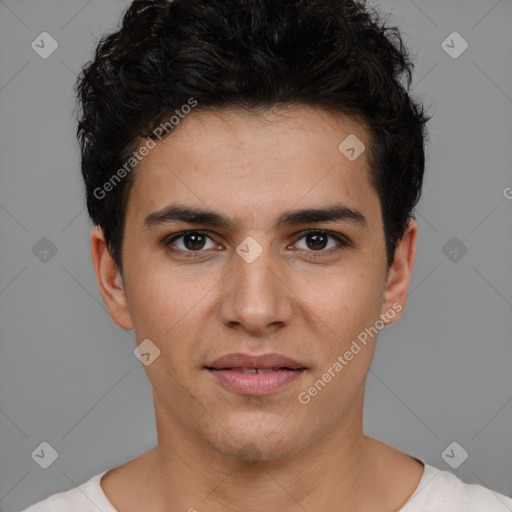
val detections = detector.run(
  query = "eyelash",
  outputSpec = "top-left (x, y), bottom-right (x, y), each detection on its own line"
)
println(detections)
top-left (163, 230), bottom-right (351, 258)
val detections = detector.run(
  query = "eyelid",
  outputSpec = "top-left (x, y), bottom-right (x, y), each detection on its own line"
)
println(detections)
top-left (296, 229), bottom-right (352, 246)
top-left (163, 229), bottom-right (352, 254)
top-left (164, 230), bottom-right (214, 249)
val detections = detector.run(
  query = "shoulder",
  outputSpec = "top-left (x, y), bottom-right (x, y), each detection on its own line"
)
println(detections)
top-left (401, 461), bottom-right (512, 512)
top-left (20, 469), bottom-right (117, 512)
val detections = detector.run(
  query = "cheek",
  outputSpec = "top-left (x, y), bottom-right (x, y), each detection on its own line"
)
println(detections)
top-left (124, 265), bottom-right (185, 340)
top-left (297, 260), bottom-right (384, 328)
top-left (125, 264), bottom-right (218, 373)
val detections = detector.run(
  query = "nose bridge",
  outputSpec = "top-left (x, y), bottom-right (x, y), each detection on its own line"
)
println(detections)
top-left (235, 246), bottom-right (276, 298)
top-left (219, 239), bottom-right (292, 333)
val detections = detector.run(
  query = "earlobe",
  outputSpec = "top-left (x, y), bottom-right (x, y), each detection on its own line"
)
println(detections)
top-left (90, 226), bottom-right (134, 330)
top-left (380, 217), bottom-right (417, 325)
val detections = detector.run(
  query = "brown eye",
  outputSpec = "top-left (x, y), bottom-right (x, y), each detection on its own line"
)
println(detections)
top-left (294, 230), bottom-right (348, 253)
top-left (305, 232), bottom-right (329, 250)
top-left (182, 232), bottom-right (207, 250)
top-left (165, 231), bottom-right (216, 252)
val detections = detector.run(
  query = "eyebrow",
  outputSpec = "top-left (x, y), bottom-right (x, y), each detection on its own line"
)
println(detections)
top-left (143, 203), bottom-right (367, 230)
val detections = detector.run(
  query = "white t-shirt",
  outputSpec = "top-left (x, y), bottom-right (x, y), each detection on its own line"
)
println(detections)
top-left (21, 457), bottom-right (512, 512)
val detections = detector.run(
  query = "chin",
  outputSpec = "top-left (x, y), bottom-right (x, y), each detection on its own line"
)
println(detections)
top-left (204, 425), bottom-right (309, 464)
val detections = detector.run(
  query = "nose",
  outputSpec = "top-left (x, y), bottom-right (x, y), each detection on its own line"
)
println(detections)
top-left (217, 245), bottom-right (294, 336)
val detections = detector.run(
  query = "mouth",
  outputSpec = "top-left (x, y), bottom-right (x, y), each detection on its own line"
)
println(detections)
top-left (205, 353), bottom-right (307, 395)
top-left (209, 367), bottom-right (304, 374)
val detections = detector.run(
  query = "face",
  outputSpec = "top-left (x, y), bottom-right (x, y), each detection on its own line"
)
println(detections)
top-left (92, 106), bottom-right (416, 462)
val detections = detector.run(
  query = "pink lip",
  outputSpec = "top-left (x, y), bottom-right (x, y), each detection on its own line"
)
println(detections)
top-left (208, 368), bottom-right (305, 395)
top-left (205, 352), bottom-right (306, 396)
top-left (207, 352), bottom-right (305, 370)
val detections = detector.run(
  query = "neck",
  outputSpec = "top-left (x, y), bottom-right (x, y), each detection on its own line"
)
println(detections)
top-left (143, 391), bottom-right (388, 512)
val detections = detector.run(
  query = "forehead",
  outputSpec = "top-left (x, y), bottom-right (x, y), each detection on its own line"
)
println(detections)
top-left (126, 106), bottom-right (380, 230)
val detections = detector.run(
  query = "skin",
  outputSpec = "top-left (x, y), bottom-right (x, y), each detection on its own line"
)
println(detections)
top-left (91, 106), bottom-right (423, 512)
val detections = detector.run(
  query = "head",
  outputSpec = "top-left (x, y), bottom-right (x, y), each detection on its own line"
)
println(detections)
top-left (77, 0), bottom-right (430, 462)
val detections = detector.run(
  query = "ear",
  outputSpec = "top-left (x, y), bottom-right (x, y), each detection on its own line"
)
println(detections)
top-left (90, 226), bottom-right (134, 330)
top-left (380, 217), bottom-right (417, 325)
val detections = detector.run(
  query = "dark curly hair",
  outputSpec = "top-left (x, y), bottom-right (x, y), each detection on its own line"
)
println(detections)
top-left (76, 0), bottom-right (431, 276)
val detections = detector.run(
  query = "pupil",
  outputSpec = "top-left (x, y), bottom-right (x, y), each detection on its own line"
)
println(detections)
top-left (182, 233), bottom-right (328, 251)
top-left (185, 233), bottom-right (205, 250)
top-left (307, 233), bottom-right (327, 250)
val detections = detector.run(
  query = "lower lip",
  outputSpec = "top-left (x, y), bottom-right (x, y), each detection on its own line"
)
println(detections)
top-left (207, 368), bottom-right (305, 395)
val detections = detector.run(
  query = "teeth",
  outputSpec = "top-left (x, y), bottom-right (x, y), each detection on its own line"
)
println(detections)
top-left (229, 368), bottom-right (282, 374)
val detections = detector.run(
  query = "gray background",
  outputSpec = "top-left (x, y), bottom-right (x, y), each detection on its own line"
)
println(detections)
top-left (0, 0), bottom-right (511, 510)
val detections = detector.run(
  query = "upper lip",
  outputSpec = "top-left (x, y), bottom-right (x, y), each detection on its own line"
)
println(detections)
top-left (206, 352), bottom-right (305, 370)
